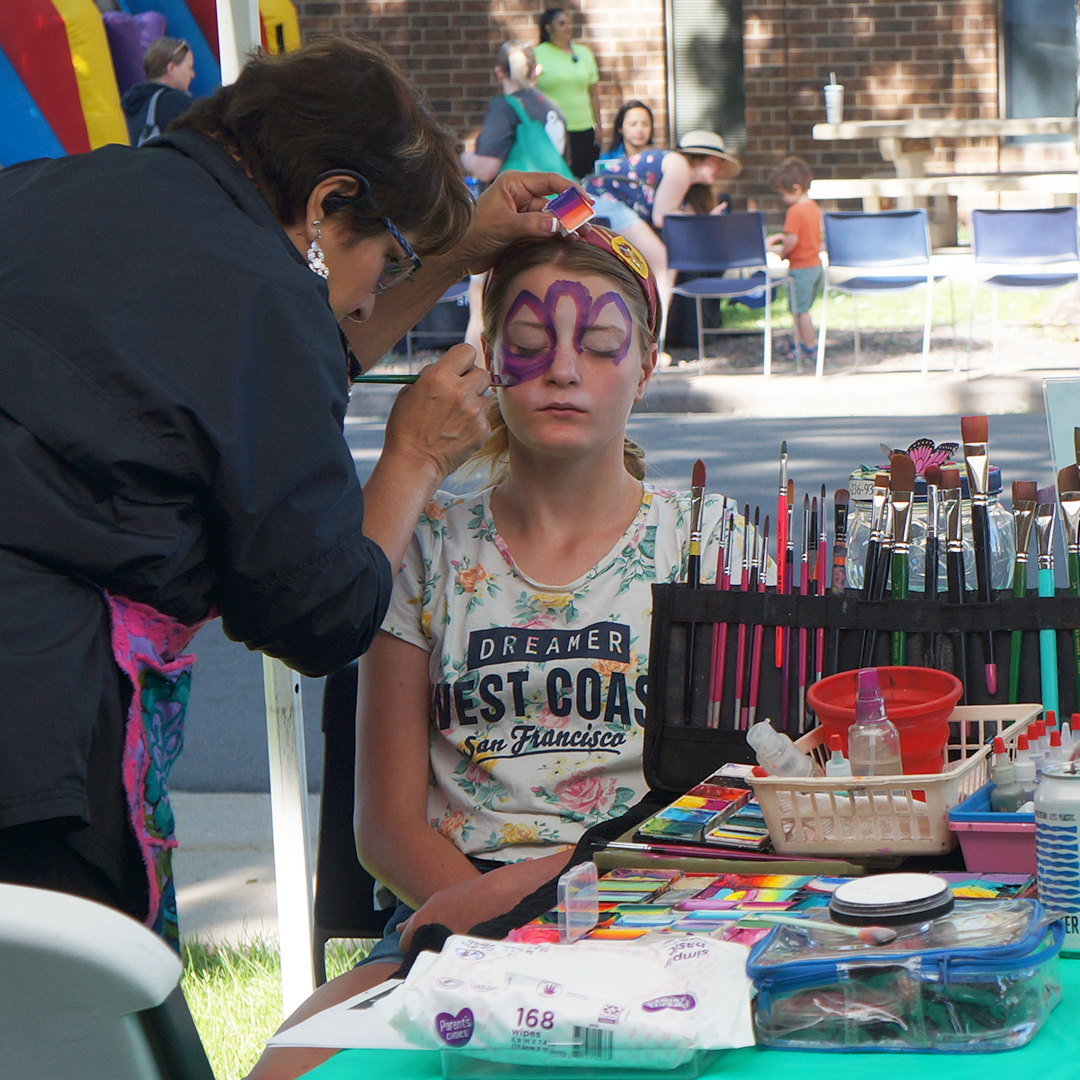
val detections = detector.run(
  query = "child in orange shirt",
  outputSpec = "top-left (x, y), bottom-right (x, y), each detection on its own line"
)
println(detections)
top-left (766, 157), bottom-right (823, 367)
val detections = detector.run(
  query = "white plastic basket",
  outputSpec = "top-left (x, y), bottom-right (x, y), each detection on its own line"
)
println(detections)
top-left (747, 704), bottom-right (1040, 857)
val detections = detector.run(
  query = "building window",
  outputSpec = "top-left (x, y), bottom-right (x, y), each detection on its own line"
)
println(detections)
top-left (666, 0), bottom-right (745, 151)
top-left (1001, 0), bottom-right (1077, 119)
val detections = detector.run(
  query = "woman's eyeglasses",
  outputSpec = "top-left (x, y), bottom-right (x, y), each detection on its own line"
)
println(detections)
top-left (375, 217), bottom-right (422, 293)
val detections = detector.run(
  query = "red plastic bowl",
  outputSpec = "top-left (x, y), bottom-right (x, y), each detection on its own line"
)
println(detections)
top-left (806, 666), bottom-right (963, 775)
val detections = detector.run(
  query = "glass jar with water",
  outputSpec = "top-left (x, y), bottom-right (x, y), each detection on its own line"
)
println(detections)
top-left (844, 464), bottom-right (1014, 593)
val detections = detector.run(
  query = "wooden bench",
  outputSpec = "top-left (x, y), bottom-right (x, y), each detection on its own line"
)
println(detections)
top-left (811, 117), bottom-right (1078, 244)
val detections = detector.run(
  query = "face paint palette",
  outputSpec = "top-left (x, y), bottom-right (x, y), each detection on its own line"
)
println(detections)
top-left (548, 187), bottom-right (595, 233)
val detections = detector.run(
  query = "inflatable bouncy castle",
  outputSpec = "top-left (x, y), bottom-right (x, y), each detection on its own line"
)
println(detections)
top-left (0, 0), bottom-right (300, 167)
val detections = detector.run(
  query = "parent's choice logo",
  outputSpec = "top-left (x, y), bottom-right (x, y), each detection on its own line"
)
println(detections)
top-left (436, 1009), bottom-right (474, 1046)
top-left (642, 994), bottom-right (696, 1012)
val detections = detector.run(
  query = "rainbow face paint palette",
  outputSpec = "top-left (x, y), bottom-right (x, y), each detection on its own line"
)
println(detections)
top-left (506, 869), bottom-right (1036, 950)
top-left (634, 779), bottom-right (768, 851)
top-left (547, 187), bottom-right (595, 232)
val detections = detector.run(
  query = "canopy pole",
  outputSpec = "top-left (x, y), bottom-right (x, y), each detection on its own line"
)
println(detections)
top-left (216, 0), bottom-right (261, 85)
top-left (262, 655), bottom-right (315, 1016)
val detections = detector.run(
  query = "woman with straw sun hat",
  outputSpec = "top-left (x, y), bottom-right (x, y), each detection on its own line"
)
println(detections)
top-left (584, 129), bottom-right (742, 348)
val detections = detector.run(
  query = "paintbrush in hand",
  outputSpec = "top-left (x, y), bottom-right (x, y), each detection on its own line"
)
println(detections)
top-left (923, 464), bottom-right (943, 667)
top-left (1008, 481), bottom-right (1037, 703)
top-left (684, 459), bottom-right (707, 725)
top-left (943, 467), bottom-right (968, 699)
top-left (889, 452), bottom-right (915, 665)
top-left (1035, 487), bottom-right (1060, 718)
top-left (961, 415), bottom-right (998, 695)
top-left (1057, 467), bottom-right (1080, 713)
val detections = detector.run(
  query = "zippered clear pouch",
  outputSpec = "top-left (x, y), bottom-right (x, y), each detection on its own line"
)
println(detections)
top-left (747, 900), bottom-right (1063, 1051)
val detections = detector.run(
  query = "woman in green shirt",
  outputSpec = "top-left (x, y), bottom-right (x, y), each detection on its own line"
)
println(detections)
top-left (534, 7), bottom-right (601, 178)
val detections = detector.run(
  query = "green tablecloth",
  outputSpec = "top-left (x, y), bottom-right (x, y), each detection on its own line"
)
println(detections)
top-left (306, 958), bottom-right (1079, 1080)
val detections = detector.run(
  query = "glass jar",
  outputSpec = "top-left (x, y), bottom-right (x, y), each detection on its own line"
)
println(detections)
top-left (845, 464), bottom-right (1014, 593)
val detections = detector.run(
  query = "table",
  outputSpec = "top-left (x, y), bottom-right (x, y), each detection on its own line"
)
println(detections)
top-left (811, 116), bottom-right (1079, 246)
top-left (306, 958), bottom-right (1079, 1079)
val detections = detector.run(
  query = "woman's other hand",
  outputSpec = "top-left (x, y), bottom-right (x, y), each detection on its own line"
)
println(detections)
top-left (457, 171), bottom-right (581, 274)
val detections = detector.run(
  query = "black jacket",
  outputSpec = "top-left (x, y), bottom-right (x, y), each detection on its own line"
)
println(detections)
top-left (121, 81), bottom-right (193, 144)
top-left (0, 132), bottom-right (392, 831)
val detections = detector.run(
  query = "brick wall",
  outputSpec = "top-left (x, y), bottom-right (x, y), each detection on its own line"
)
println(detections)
top-left (740, 0), bottom-right (1006, 202)
top-left (292, 0), bottom-right (669, 152)
top-left (293, 1), bottom-right (1074, 221)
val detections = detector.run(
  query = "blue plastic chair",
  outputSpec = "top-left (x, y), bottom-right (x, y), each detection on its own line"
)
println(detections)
top-left (663, 212), bottom-right (788, 377)
top-left (817, 208), bottom-right (952, 378)
top-left (968, 207), bottom-right (1080, 366)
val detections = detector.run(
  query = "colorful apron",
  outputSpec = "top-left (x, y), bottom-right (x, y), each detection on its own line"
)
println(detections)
top-left (104, 593), bottom-right (210, 948)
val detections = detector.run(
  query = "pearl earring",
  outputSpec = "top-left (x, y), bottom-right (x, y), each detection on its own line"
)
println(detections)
top-left (306, 219), bottom-right (328, 279)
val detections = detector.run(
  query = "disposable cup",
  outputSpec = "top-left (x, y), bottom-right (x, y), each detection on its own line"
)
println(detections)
top-left (824, 84), bottom-right (844, 124)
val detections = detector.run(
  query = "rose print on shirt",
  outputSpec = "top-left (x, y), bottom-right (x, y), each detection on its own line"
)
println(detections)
top-left (532, 766), bottom-right (635, 825)
top-left (436, 809), bottom-right (473, 844)
top-left (452, 558), bottom-right (499, 613)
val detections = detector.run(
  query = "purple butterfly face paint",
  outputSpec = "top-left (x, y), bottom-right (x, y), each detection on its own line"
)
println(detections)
top-left (496, 279), bottom-right (634, 384)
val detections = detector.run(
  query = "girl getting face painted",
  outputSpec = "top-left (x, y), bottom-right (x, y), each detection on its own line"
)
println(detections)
top-left (496, 278), bottom-right (634, 384)
top-left (476, 226), bottom-right (660, 478)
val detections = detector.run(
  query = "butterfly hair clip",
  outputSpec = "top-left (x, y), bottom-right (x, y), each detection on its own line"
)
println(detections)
top-left (879, 438), bottom-right (959, 477)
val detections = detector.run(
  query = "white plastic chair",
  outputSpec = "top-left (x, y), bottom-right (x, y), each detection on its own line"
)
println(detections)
top-left (0, 882), bottom-right (214, 1080)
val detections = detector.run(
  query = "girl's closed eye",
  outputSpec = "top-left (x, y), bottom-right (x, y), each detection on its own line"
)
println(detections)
top-left (506, 324), bottom-right (554, 355)
top-left (580, 326), bottom-right (629, 358)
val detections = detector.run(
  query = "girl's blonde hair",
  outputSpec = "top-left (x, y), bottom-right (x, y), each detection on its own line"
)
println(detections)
top-left (469, 236), bottom-right (653, 485)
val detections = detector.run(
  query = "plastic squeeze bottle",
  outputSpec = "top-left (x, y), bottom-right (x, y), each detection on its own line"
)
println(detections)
top-left (846, 668), bottom-right (903, 776)
top-left (989, 736), bottom-right (1025, 812)
top-left (825, 734), bottom-right (852, 777)
top-left (1013, 736), bottom-right (1037, 803)
top-left (746, 720), bottom-right (820, 777)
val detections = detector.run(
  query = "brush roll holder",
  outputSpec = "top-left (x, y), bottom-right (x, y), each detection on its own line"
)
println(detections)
top-left (644, 582), bottom-right (1080, 794)
top-left (845, 466), bottom-right (1013, 593)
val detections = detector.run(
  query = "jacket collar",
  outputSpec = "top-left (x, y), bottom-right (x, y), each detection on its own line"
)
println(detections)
top-left (150, 130), bottom-right (308, 271)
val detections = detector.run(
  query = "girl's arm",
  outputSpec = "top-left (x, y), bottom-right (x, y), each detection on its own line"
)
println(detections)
top-left (355, 630), bottom-right (576, 946)
top-left (650, 152), bottom-right (692, 229)
top-left (355, 630), bottom-right (480, 908)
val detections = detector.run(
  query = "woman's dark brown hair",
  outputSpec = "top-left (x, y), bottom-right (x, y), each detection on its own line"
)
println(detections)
top-left (171, 36), bottom-right (472, 255)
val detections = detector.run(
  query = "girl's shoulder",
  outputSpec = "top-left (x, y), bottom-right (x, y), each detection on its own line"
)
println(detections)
top-left (415, 489), bottom-right (488, 542)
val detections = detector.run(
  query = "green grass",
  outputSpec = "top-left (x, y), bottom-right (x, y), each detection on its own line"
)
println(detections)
top-left (717, 273), bottom-right (1067, 337)
top-left (181, 936), bottom-right (370, 1080)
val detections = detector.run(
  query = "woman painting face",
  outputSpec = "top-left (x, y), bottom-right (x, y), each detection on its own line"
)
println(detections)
top-left (490, 264), bottom-right (655, 462)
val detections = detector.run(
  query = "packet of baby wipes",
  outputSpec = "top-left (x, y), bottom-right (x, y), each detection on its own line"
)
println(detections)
top-left (376, 933), bottom-right (755, 1073)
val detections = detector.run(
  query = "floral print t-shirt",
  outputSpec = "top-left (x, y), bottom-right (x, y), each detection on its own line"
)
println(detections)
top-left (381, 483), bottom-right (736, 863)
